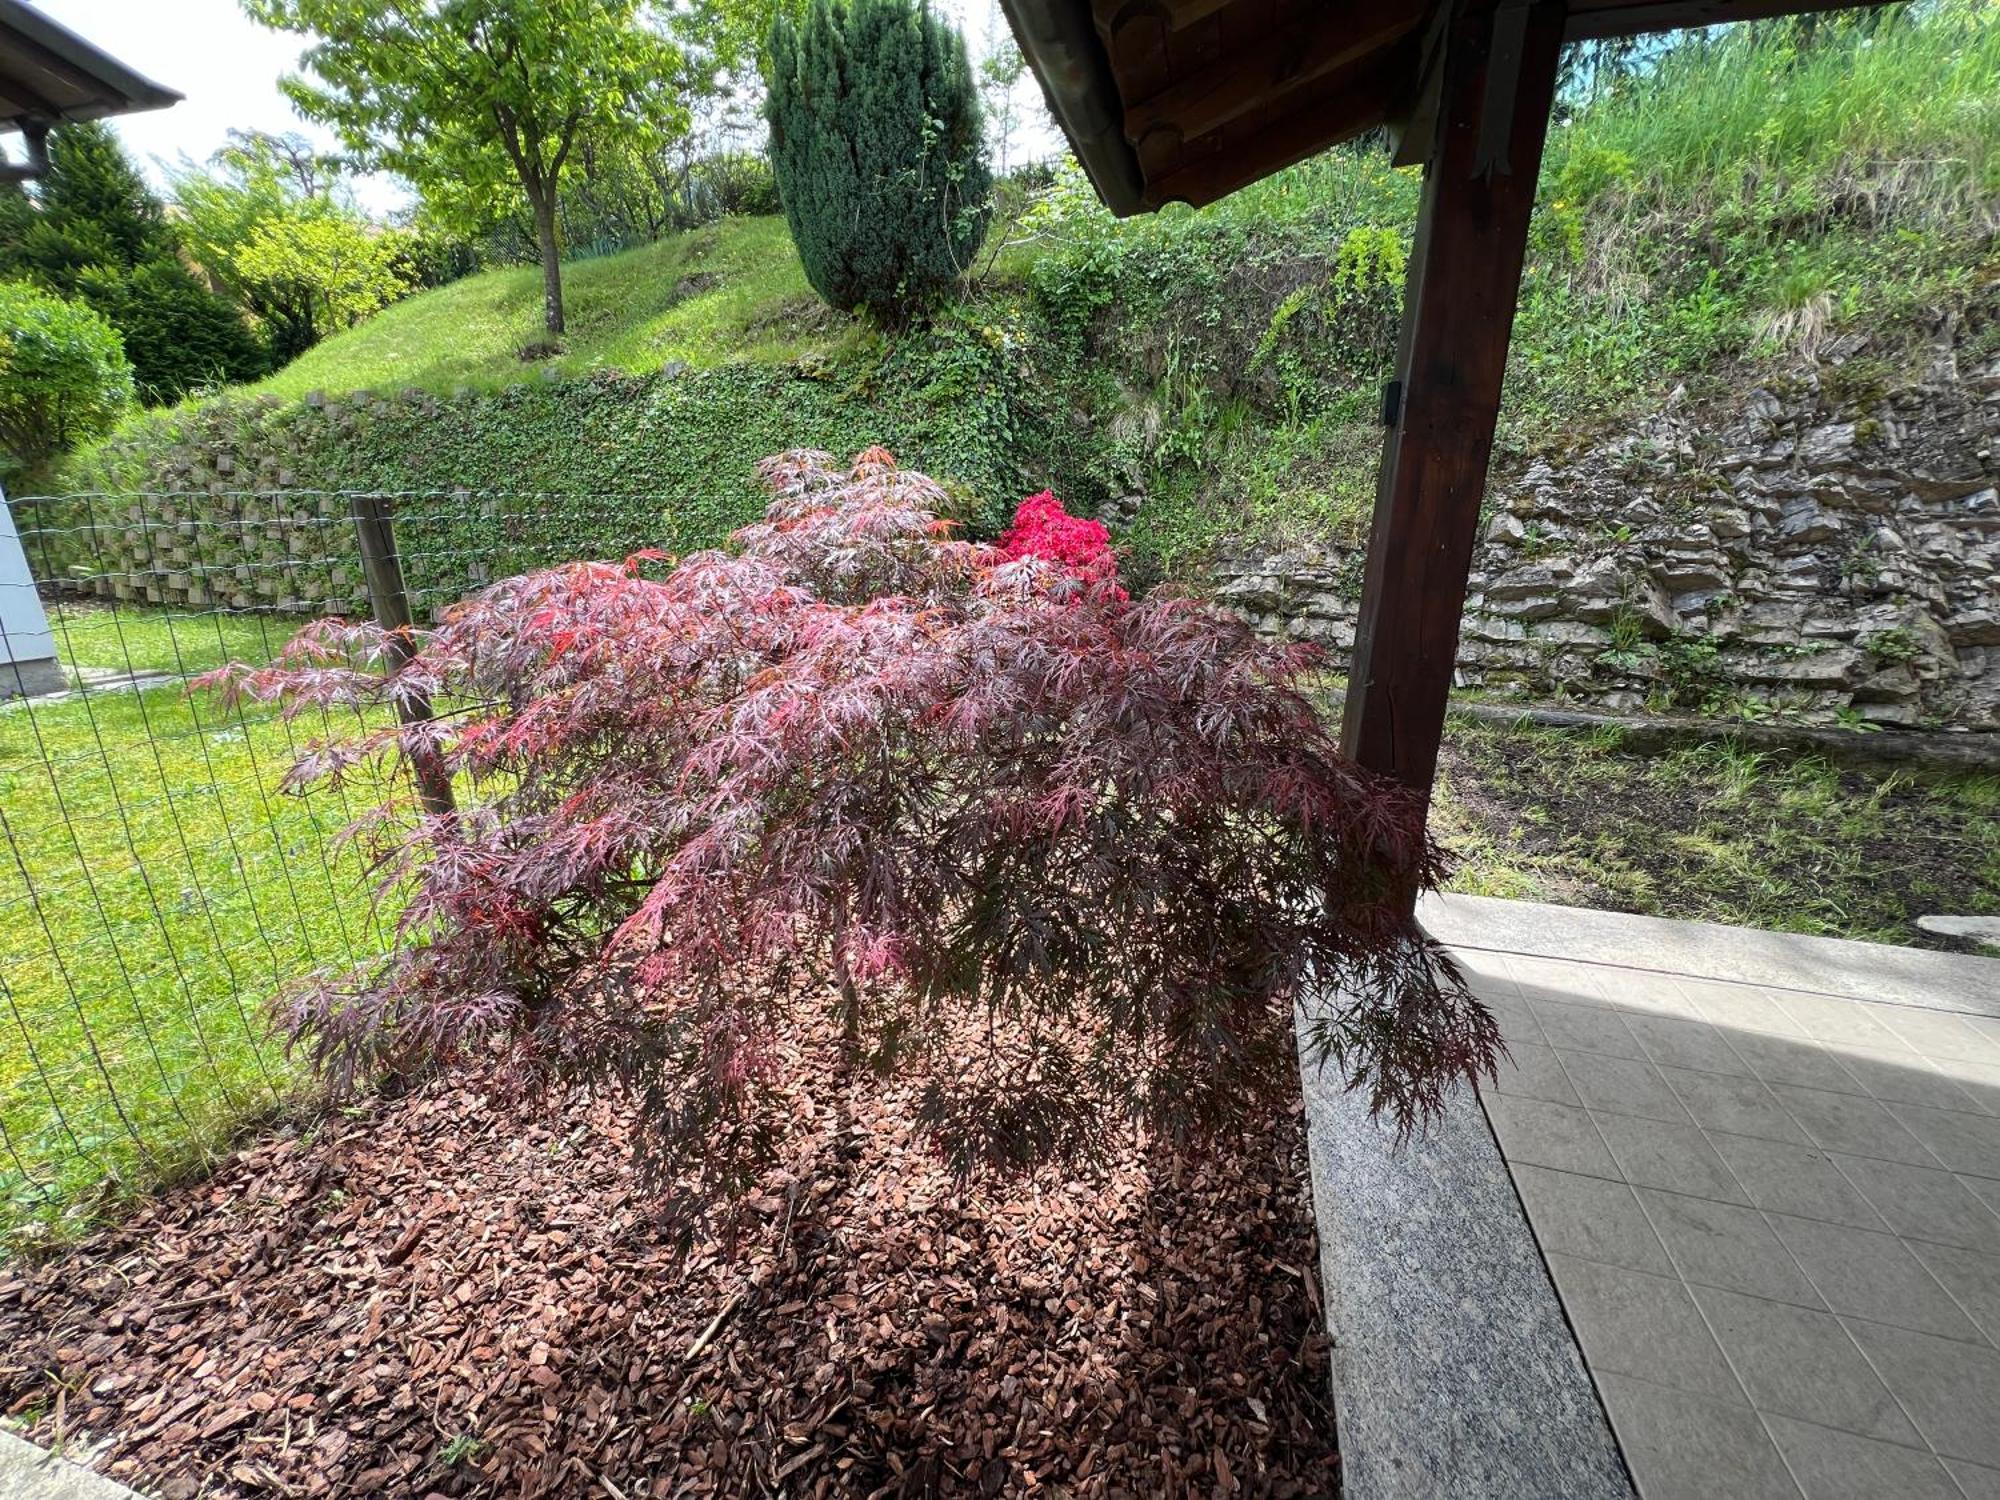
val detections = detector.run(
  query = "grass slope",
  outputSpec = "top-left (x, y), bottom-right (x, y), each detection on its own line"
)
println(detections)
top-left (247, 217), bottom-right (849, 401)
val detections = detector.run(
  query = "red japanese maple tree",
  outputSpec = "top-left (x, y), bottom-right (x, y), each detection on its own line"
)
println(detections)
top-left (207, 449), bottom-right (1493, 1205)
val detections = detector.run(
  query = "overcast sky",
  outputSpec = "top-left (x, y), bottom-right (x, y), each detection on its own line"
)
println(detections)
top-left (20, 0), bottom-right (1046, 219)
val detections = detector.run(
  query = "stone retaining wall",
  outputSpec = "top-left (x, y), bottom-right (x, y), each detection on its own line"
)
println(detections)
top-left (1218, 329), bottom-right (2000, 729)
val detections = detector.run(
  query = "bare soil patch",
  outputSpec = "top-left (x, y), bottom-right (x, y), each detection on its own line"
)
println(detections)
top-left (0, 1019), bottom-right (1333, 1499)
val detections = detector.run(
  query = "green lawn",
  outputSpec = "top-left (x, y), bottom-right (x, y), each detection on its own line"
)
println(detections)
top-left (1436, 719), bottom-right (2000, 945)
top-left (0, 606), bottom-right (390, 1247)
top-left (245, 216), bottom-right (855, 401)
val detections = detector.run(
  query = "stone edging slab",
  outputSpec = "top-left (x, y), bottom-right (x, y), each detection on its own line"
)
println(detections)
top-left (0, 1431), bottom-right (145, 1500)
top-left (1296, 1011), bottom-right (1633, 1499)
top-left (1418, 892), bottom-right (2000, 1018)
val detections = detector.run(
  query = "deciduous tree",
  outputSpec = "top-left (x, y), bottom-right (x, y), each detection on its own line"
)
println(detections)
top-left (243, 0), bottom-right (686, 337)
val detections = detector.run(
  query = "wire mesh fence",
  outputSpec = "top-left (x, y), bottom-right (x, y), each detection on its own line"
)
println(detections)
top-left (0, 486), bottom-right (672, 1246)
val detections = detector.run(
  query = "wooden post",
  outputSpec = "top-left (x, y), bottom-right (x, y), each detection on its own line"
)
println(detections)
top-left (1340, 0), bottom-right (1564, 829)
top-left (350, 492), bottom-right (456, 820)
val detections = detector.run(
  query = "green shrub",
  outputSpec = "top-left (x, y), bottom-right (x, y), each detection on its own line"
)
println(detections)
top-left (75, 259), bottom-right (270, 403)
top-left (764, 0), bottom-right (990, 325)
top-left (0, 122), bottom-right (268, 404)
top-left (0, 280), bottom-right (134, 475)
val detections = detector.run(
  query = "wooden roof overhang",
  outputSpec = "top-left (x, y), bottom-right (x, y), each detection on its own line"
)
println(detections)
top-left (0, 0), bottom-right (180, 182)
top-left (1001, 0), bottom-right (1880, 216)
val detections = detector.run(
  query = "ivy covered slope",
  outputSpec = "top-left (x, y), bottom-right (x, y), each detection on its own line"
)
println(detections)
top-left (57, 8), bottom-right (2000, 579)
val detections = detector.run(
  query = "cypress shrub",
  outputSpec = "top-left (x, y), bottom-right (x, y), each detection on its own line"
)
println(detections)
top-left (764, 0), bottom-right (991, 326)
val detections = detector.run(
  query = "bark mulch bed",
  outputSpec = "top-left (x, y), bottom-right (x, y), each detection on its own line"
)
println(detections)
top-left (0, 1022), bottom-right (1334, 1499)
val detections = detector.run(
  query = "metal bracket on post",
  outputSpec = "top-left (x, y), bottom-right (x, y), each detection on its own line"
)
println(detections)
top-left (349, 492), bottom-right (456, 820)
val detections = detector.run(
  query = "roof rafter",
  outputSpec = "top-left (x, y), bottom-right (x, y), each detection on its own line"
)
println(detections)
top-left (1121, 0), bottom-right (1419, 153)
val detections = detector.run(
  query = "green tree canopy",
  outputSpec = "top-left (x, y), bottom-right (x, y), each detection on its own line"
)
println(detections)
top-left (173, 131), bottom-right (413, 363)
top-left (0, 280), bottom-right (134, 476)
top-left (764, 0), bottom-right (990, 326)
top-left (0, 125), bottom-right (266, 404)
top-left (243, 0), bottom-right (688, 338)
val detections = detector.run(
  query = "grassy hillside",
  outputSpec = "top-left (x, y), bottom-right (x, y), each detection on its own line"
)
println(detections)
top-left (64, 2), bottom-right (2000, 581)
top-left (247, 216), bottom-right (849, 400)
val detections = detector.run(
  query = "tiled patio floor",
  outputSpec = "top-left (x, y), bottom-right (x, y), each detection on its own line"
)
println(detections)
top-left (1460, 940), bottom-right (2000, 1499)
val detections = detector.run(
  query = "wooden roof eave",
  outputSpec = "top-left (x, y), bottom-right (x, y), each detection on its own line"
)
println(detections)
top-left (1000, 0), bottom-right (1150, 216)
top-left (0, 0), bottom-right (180, 136)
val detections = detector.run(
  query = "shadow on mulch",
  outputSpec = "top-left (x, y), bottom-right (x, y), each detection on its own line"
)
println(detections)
top-left (0, 1023), bottom-right (1335, 1499)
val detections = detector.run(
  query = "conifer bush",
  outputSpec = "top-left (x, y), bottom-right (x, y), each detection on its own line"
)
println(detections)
top-left (207, 450), bottom-right (1494, 1209)
top-left (763, 0), bottom-right (990, 325)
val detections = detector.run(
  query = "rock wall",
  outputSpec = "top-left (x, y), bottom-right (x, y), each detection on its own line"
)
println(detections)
top-left (1216, 329), bottom-right (2000, 729)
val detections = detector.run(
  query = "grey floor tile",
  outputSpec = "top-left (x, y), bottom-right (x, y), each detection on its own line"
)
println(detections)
top-left (1638, 1189), bottom-right (1823, 1306)
top-left (1763, 1415), bottom-right (1961, 1500)
top-left (1561, 1049), bottom-right (1692, 1124)
top-left (1691, 1285), bottom-right (1919, 1443)
top-left (1663, 1067), bottom-right (1811, 1145)
top-left (1946, 1060), bottom-right (2000, 1118)
top-left (1964, 1174), bottom-right (2000, 1219)
top-left (1599, 969), bottom-right (1705, 1020)
top-left (1945, 1459), bottom-right (2000, 1500)
top-left (1838, 1050), bottom-right (1985, 1115)
top-left (1482, 995), bottom-right (1543, 1047)
top-left (1774, 1085), bottom-right (1946, 1168)
top-left (1546, 1252), bottom-right (1743, 1400)
top-left (1595, 1373), bottom-right (1801, 1500)
top-left (1627, 1014), bottom-right (1750, 1076)
top-left (1710, 1133), bottom-right (1886, 1230)
top-left (1774, 994), bottom-right (1916, 1051)
top-left (1843, 1318), bottom-right (2000, 1467)
top-left (1506, 953), bottom-right (1612, 1004)
top-left (1490, 1040), bottom-right (1581, 1107)
top-left (1451, 948), bottom-right (1521, 994)
top-left (1905, 1239), bottom-right (2000, 1345)
top-left (1767, 1212), bottom-right (1982, 1341)
top-left (1886, 1104), bottom-right (2000, 1180)
top-left (1595, 1112), bottom-right (1751, 1204)
top-left (1830, 1154), bottom-right (2000, 1254)
top-left (1532, 997), bottom-right (1645, 1059)
top-left (1873, 1005), bottom-right (1997, 1064)
top-left (1484, 1093), bottom-right (1621, 1179)
top-left (1730, 1031), bottom-right (1865, 1095)
top-left (1679, 980), bottom-right (1813, 1039)
top-left (1510, 1163), bottom-right (1674, 1276)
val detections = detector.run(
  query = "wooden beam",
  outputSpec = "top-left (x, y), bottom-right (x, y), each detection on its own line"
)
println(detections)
top-left (1145, 39), bottom-right (1415, 208)
top-left (1122, 0), bottom-right (1418, 149)
top-left (1564, 0), bottom-right (1883, 38)
top-left (1093, 0), bottom-right (1232, 36)
top-left (1340, 0), bottom-right (1563, 845)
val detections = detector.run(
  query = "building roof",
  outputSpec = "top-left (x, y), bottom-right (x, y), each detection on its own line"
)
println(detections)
top-left (0, 0), bottom-right (180, 138)
top-left (1000, 0), bottom-right (1873, 215)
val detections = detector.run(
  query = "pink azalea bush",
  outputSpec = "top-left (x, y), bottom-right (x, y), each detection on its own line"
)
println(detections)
top-left (996, 490), bottom-right (1124, 596)
top-left (205, 449), bottom-right (1494, 1208)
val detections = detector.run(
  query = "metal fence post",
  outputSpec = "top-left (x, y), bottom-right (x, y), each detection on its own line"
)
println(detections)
top-left (350, 492), bottom-right (456, 819)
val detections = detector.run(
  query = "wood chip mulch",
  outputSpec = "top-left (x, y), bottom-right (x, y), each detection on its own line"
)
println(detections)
top-left (0, 1019), bottom-right (1336, 1499)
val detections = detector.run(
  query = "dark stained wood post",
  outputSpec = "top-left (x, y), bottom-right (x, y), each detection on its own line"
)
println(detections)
top-left (350, 491), bottom-right (456, 821)
top-left (1340, 0), bottom-right (1566, 832)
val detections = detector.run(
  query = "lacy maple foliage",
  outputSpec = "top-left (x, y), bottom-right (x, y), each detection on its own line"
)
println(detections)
top-left (205, 449), bottom-right (1495, 1207)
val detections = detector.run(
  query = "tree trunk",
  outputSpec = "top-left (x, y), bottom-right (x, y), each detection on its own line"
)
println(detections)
top-left (532, 189), bottom-right (565, 337)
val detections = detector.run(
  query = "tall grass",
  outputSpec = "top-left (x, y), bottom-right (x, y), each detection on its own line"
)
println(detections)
top-left (1555, 2), bottom-right (2000, 223)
